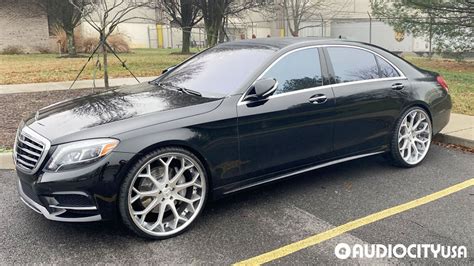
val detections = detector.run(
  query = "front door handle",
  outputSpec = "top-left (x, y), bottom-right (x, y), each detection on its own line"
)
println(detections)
top-left (391, 83), bottom-right (404, 90)
top-left (309, 94), bottom-right (328, 104)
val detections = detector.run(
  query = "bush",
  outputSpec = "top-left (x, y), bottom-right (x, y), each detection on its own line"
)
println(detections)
top-left (35, 46), bottom-right (52, 54)
top-left (53, 27), bottom-right (84, 54)
top-left (82, 37), bottom-right (99, 53)
top-left (1, 45), bottom-right (24, 55)
top-left (53, 27), bottom-right (130, 54)
top-left (107, 34), bottom-right (130, 53)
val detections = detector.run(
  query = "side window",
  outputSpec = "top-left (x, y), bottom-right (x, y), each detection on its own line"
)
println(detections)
top-left (262, 48), bottom-right (323, 95)
top-left (376, 56), bottom-right (400, 78)
top-left (327, 47), bottom-right (380, 83)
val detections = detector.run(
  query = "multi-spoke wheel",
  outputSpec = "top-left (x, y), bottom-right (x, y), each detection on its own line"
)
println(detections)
top-left (389, 107), bottom-right (432, 167)
top-left (119, 147), bottom-right (207, 239)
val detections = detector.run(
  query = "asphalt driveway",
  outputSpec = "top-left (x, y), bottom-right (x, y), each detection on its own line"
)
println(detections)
top-left (0, 144), bottom-right (472, 264)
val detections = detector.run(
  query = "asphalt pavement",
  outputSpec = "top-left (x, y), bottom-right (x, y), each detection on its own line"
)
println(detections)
top-left (0, 144), bottom-right (472, 264)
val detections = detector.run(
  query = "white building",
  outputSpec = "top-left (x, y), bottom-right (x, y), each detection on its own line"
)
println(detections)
top-left (79, 0), bottom-right (430, 52)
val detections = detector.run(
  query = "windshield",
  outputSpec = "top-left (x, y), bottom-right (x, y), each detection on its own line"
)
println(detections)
top-left (157, 45), bottom-right (277, 97)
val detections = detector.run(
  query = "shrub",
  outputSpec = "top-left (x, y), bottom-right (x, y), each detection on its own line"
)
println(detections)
top-left (35, 46), bottom-right (52, 54)
top-left (107, 34), bottom-right (130, 53)
top-left (53, 27), bottom-right (84, 54)
top-left (82, 37), bottom-right (99, 53)
top-left (53, 27), bottom-right (130, 54)
top-left (2, 45), bottom-right (24, 55)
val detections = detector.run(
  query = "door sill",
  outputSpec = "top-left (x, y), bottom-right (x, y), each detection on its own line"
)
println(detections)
top-left (223, 151), bottom-right (385, 195)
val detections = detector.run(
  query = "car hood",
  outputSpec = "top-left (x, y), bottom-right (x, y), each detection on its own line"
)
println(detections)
top-left (25, 83), bottom-right (222, 144)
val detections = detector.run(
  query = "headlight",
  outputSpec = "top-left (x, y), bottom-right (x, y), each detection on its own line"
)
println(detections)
top-left (45, 138), bottom-right (119, 172)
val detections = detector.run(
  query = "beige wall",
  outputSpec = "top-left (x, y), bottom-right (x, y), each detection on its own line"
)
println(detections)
top-left (0, 0), bottom-right (50, 52)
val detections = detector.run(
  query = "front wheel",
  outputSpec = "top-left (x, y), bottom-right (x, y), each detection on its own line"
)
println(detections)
top-left (118, 147), bottom-right (208, 239)
top-left (388, 107), bottom-right (432, 167)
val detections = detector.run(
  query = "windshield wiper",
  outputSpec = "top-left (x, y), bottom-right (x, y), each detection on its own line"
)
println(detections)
top-left (157, 82), bottom-right (202, 97)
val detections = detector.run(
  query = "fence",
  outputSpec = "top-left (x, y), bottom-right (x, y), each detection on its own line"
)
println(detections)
top-left (114, 14), bottom-right (438, 53)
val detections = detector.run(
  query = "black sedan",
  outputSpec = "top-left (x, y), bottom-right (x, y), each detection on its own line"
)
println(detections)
top-left (14, 38), bottom-right (451, 239)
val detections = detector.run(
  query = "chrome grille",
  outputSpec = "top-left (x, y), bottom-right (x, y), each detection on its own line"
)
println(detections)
top-left (14, 125), bottom-right (51, 174)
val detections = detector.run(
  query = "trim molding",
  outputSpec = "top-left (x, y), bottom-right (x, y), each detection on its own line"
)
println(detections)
top-left (224, 151), bottom-right (385, 194)
top-left (238, 44), bottom-right (407, 106)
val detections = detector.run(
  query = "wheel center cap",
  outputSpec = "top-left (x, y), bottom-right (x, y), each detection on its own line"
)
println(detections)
top-left (162, 187), bottom-right (171, 197)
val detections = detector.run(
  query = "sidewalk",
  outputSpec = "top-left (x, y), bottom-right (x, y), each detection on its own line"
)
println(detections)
top-left (0, 76), bottom-right (156, 94)
top-left (434, 113), bottom-right (474, 148)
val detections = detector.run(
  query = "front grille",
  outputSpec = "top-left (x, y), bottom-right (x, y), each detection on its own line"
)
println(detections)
top-left (14, 126), bottom-right (50, 174)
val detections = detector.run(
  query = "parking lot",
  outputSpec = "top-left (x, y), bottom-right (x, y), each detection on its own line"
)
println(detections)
top-left (0, 144), bottom-right (472, 264)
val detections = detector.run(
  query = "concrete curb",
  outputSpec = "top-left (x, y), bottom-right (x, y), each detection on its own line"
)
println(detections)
top-left (433, 133), bottom-right (474, 149)
top-left (0, 153), bottom-right (14, 170)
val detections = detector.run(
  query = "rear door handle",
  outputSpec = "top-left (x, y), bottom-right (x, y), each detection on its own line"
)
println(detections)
top-left (391, 83), bottom-right (404, 90)
top-left (309, 94), bottom-right (327, 104)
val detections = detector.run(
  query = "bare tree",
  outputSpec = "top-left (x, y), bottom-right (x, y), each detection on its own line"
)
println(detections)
top-left (70, 0), bottom-right (151, 89)
top-left (40, 0), bottom-right (90, 56)
top-left (198, 0), bottom-right (258, 46)
top-left (264, 0), bottom-right (349, 37)
top-left (162, 0), bottom-right (202, 53)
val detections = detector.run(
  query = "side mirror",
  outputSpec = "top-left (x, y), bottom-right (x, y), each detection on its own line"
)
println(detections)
top-left (161, 65), bottom-right (176, 74)
top-left (244, 78), bottom-right (277, 101)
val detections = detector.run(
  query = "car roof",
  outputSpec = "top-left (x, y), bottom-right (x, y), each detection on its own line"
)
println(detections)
top-left (218, 37), bottom-right (367, 50)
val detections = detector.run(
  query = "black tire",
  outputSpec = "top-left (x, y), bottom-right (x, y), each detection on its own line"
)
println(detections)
top-left (387, 107), bottom-right (432, 168)
top-left (118, 146), bottom-right (208, 240)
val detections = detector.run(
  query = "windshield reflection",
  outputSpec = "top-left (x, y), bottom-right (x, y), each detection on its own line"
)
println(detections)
top-left (158, 45), bottom-right (277, 97)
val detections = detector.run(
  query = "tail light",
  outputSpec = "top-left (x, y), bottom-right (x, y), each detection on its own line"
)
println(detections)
top-left (436, 76), bottom-right (449, 92)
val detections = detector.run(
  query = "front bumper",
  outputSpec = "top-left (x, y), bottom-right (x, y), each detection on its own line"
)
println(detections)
top-left (16, 151), bottom-right (136, 222)
top-left (18, 180), bottom-right (102, 222)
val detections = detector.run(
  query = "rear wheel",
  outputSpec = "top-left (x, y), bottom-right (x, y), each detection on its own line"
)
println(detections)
top-left (119, 147), bottom-right (207, 239)
top-left (389, 107), bottom-right (432, 167)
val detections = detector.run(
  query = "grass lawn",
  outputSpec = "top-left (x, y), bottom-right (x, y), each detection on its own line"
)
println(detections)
top-left (0, 49), bottom-right (472, 115)
top-left (404, 57), bottom-right (473, 116)
top-left (0, 48), bottom-right (193, 85)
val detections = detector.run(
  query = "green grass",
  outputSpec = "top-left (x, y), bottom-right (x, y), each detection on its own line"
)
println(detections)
top-left (0, 49), bottom-right (472, 115)
top-left (404, 57), bottom-right (474, 115)
top-left (0, 147), bottom-right (12, 153)
top-left (0, 48), bottom-right (196, 85)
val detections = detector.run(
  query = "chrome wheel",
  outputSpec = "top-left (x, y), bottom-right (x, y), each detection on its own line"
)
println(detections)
top-left (127, 152), bottom-right (206, 237)
top-left (397, 109), bottom-right (431, 165)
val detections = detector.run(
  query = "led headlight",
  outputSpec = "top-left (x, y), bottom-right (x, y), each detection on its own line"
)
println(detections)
top-left (45, 138), bottom-right (119, 172)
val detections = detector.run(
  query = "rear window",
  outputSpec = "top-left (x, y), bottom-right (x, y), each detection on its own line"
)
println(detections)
top-left (158, 46), bottom-right (277, 97)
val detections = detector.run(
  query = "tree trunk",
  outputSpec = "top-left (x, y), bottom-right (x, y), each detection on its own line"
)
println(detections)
top-left (182, 27), bottom-right (191, 53)
top-left (205, 25), bottom-right (216, 46)
top-left (218, 20), bottom-right (226, 43)
top-left (65, 29), bottom-right (77, 56)
top-left (101, 33), bottom-right (109, 89)
top-left (428, 16), bottom-right (433, 59)
top-left (202, 0), bottom-right (225, 47)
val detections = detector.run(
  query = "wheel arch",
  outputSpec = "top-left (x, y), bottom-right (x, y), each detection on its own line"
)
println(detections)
top-left (404, 101), bottom-right (433, 124)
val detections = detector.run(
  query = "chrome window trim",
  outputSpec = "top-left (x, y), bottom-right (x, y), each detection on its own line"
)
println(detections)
top-left (237, 44), bottom-right (407, 106)
top-left (14, 126), bottom-right (51, 174)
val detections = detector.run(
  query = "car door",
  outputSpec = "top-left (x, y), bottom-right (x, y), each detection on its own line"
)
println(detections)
top-left (324, 46), bottom-right (409, 156)
top-left (237, 47), bottom-right (336, 180)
